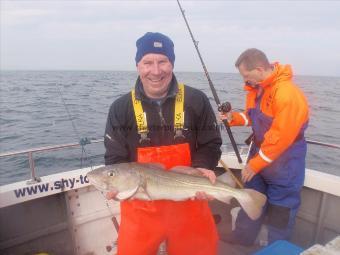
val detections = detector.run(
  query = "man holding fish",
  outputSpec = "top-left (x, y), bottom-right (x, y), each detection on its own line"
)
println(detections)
top-left (102, 32), bottom-right (223, 255)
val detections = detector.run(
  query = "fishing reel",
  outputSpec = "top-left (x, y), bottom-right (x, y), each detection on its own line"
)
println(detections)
top-left (218, 101), bottom-right (232, 113)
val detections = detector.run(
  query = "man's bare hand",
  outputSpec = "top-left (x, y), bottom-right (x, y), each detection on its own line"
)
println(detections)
top-left (241, 164), bottom-right (256, 183)
top-left (196, 167), bottom-right (216, 184)
top-left (193, 191), bottom-right (215, 200)
top-left (169, 165), bottom-right (197, 175)
top-left (169, 166), bottom-right (216, 200)
top-left (191, 167), bottom-right (216, 200)
top-left (170, 166), bottom-right (216, 183)
top-left (219, 112), bottom-right (233, 123)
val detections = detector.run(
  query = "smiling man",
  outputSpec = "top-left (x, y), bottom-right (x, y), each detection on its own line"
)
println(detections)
top-left (103, 32), bottom-right (222, 255)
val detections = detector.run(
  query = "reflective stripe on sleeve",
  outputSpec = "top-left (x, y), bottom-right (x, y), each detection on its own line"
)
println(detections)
top-left (240, 112), bottom-right (249, 126)
top-left (259, 149), bottom-right (273, 163)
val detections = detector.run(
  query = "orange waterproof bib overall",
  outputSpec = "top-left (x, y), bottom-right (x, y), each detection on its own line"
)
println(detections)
top-left (117, 143), bottom-right (218, 255)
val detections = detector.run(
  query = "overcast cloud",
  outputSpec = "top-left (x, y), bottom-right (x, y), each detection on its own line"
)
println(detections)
top-left (1, 1), bottom-right (339, 76)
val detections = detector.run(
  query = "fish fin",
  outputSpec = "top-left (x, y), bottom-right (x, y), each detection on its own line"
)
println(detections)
top-left (236, 189), bottom-right (267, 220)
top-left (140, 162), bottom-right (166, 170)
top-left (116, 186), bottom-right (139, 200)
top-left (136, 185), bottom-right (153, 200)
top-left (217, 173), bottom-right (237, 188)
top-left (170, 166), bottom-right (197, 175)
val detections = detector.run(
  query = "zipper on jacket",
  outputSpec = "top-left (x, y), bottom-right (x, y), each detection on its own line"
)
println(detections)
top-left (157, 106), bottom-right (166, 126)
top-left (157, 105), bottom-right (166, 138)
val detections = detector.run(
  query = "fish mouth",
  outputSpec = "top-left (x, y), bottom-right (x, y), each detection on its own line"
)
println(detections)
top-left (87, 178), bottom-right (135, 200)
top-left (88, 179), bottom-right (108, 192)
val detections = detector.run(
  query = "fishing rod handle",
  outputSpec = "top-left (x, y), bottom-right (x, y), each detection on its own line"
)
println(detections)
top-left (222, 119), bottom-right (243, 164)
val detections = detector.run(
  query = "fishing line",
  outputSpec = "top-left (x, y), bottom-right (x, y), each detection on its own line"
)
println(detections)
top-left (56, 83), bottom-right (94, 169)
top-left (56, 82), bottom-right (120, 249)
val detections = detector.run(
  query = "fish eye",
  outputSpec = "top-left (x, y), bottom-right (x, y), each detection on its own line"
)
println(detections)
top-left (107, 171), bottom-right (115, 177)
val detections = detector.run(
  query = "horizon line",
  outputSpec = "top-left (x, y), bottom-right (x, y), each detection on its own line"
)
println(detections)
top-left (1, 69), bottom-right (339, 78)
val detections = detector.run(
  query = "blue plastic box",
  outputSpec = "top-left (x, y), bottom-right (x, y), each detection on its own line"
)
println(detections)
top-left (253, 240), bottom-right (304, 255)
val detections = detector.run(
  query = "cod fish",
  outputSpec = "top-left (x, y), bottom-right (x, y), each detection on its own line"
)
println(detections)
top-left (87, 162), bottom-right (267, 220)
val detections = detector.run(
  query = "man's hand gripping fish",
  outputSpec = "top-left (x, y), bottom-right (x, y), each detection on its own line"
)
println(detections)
top-left (87, 162), bottom-right (267, 220)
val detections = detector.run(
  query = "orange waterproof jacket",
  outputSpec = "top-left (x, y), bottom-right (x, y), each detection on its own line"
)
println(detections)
top-left (229, 63), bottom-right (309, 173)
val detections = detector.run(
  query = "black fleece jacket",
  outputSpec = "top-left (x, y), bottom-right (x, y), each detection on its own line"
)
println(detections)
top-left (104, 75), bottom-right (222, 170)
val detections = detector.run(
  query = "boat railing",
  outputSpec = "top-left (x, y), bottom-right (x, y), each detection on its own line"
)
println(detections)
top-left (0, 138), bottom-right (338, 186)
top-left (0, 139), bottom-right (104, 185)
top-left (0, 140), bottom-right (249, 186)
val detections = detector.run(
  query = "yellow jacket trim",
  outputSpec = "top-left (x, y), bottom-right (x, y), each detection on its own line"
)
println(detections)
top-left (131, 83), bottom-right (185, 134)
top-left (174, 83), bottom-right (185, 130)
top-left (131, 89), bottom-right (148, 134)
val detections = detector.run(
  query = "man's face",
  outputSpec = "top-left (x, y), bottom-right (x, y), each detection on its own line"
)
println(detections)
top-left (137, 53), bottom-right (173, 99)
top-left (238, 63), bottom-right (264, 87)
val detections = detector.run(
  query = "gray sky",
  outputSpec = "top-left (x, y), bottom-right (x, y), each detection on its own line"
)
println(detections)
top-left (1, 1), bottom-right (339, 76)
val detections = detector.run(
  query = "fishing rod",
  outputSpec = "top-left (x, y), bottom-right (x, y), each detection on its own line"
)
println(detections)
top-left (176, 0), bottom-right (243, 164)
top-left (306, 139), bottom-right (340, 149)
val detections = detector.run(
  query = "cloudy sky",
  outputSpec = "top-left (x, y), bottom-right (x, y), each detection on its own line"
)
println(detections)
top-left (1, 1), bottom-right (339, 76)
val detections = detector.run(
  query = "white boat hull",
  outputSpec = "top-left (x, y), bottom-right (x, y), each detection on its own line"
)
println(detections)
top-left (1, 154), bottom-right (340, 254)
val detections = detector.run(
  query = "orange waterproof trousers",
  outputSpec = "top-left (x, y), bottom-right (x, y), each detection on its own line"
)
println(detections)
top-left (117, 143), bottom-right (218, 255)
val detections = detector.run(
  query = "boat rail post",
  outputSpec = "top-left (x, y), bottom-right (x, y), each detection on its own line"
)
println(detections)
top-left (313, 192), bottom-right (328, 243)
top-left (26, 151), bottom-right (41, 184)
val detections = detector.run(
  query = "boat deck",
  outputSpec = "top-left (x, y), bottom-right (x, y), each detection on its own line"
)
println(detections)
top-left (210, 200), bottom-right (261, 255)
top-left (218, 240), bottom-right (260, 255)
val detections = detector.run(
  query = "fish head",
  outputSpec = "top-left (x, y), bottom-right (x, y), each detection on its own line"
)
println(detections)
top-left (87, 163), bottom-right (141, 199)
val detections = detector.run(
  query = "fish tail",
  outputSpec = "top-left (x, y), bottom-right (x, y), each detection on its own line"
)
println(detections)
top-left (236, 189), bottom-right (267, 220)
